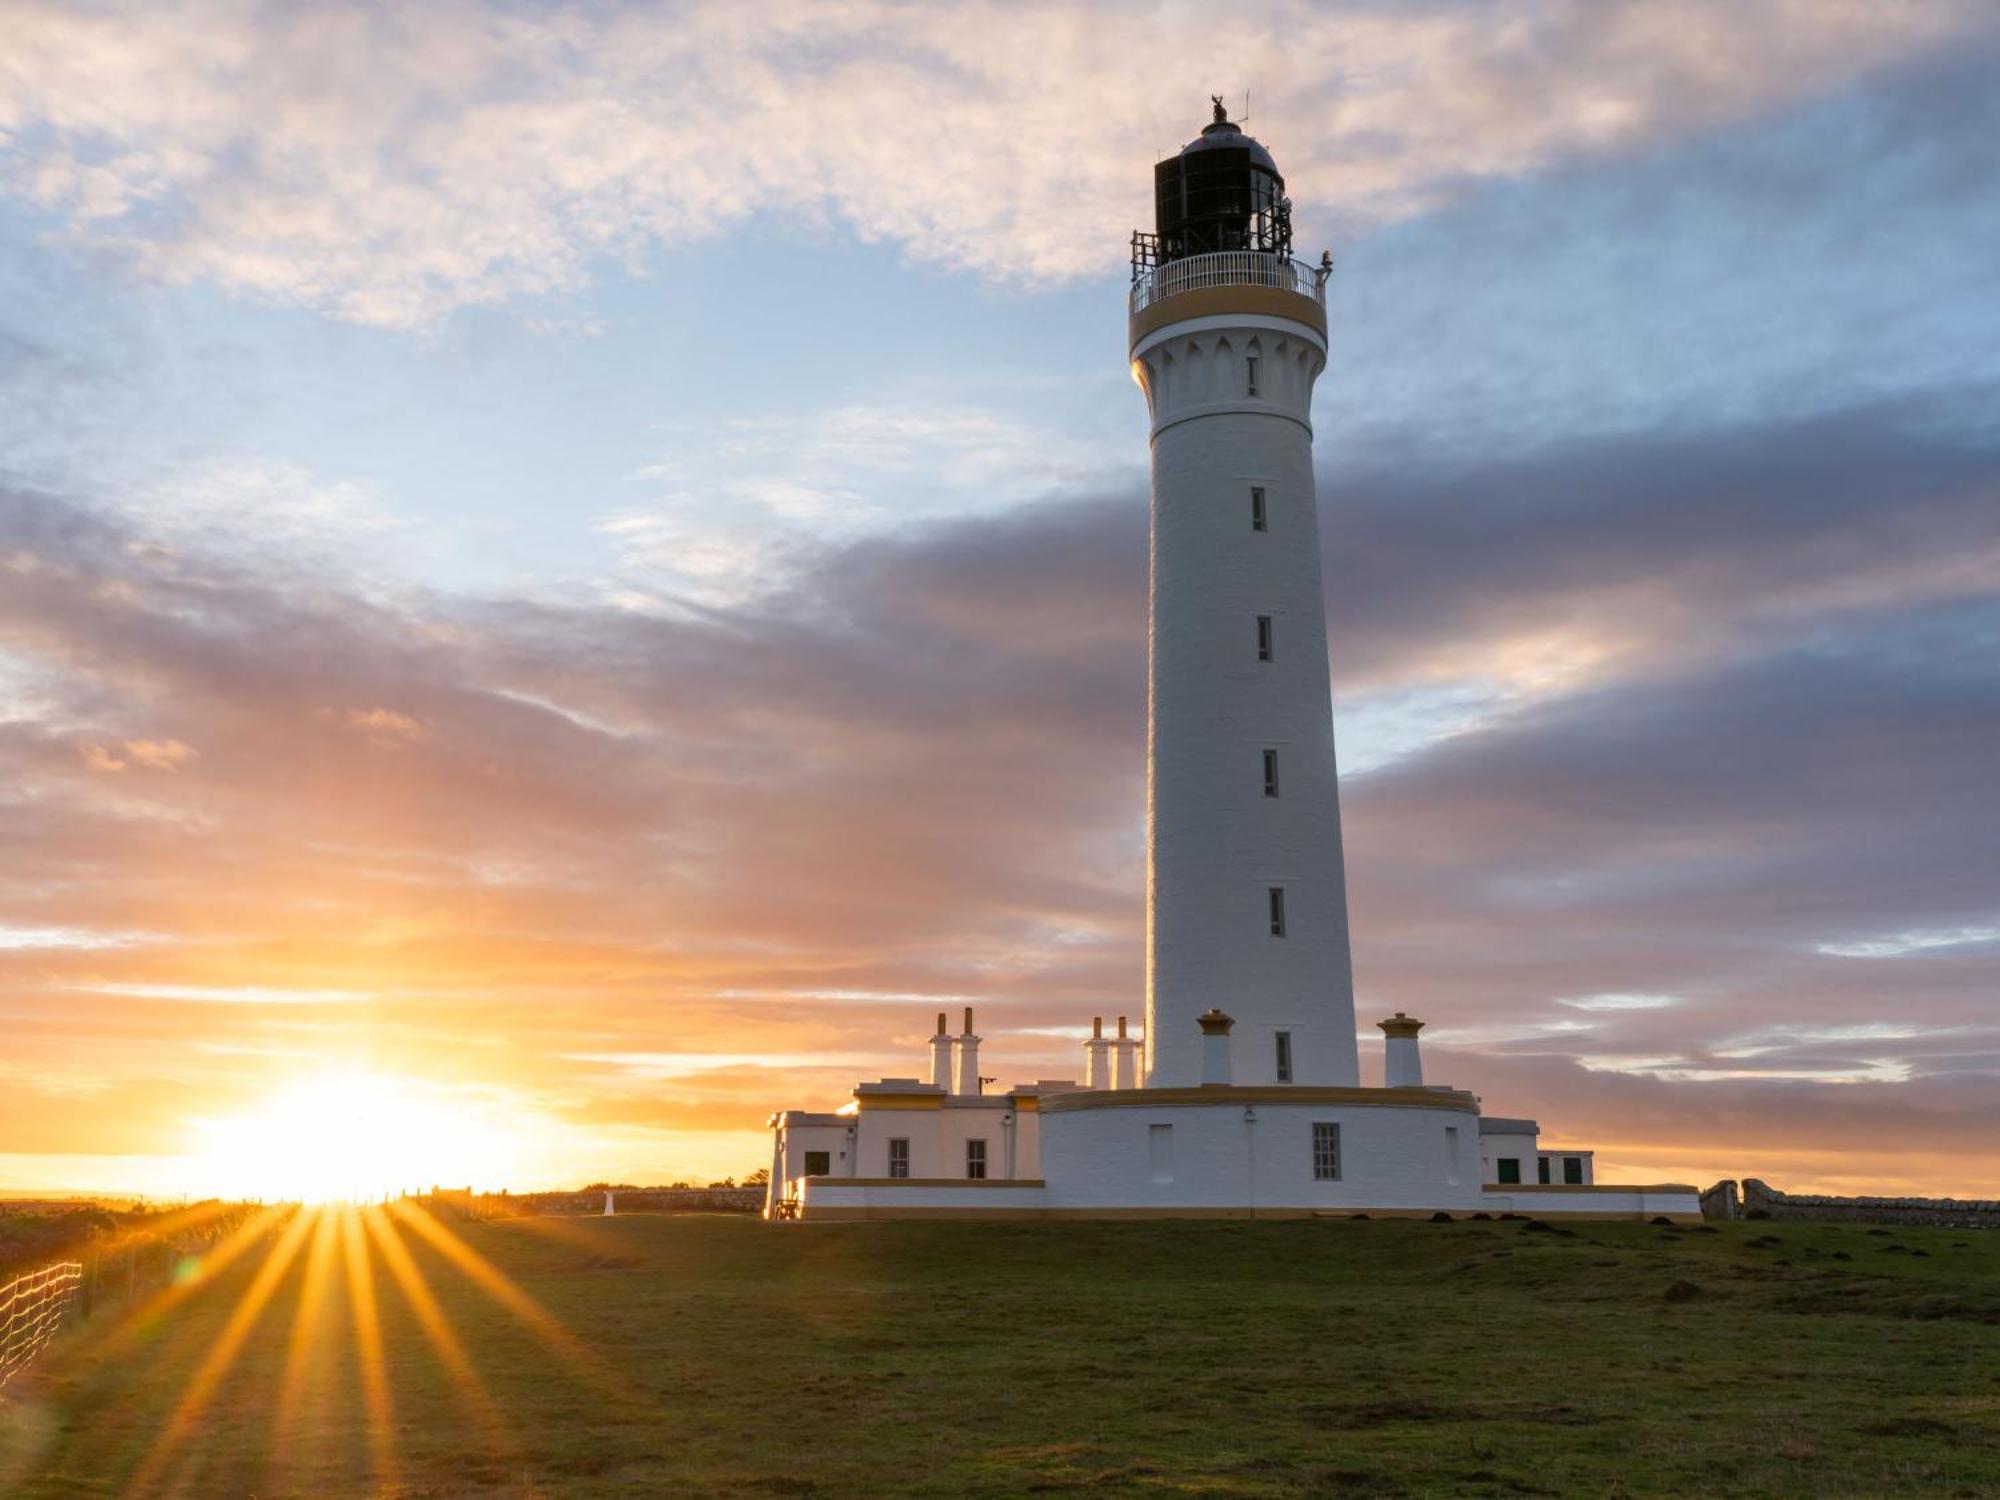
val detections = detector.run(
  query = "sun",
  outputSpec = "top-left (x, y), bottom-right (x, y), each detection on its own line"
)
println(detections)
top-left (190, 1072), bottom-right (525, 1203)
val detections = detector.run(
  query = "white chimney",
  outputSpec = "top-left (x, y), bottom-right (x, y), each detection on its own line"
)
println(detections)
top-left (1110, 1015), bottom-right (1140, 1090)
top-left (929, 1011), bottom-right (953, 1090)
top-left (1379, 1012), bottom-right (1425, 1087)
top-left (1083, 1015), bottom-right (1109, 1089)
top-left (953, 1006), bottom-right (982, 1095)
top-left (1197, 1008), bottom-right (1234, 1087)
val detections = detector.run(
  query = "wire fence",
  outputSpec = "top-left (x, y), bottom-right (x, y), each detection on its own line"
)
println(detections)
top-left (0, 1260), bottom-right (82, 1392)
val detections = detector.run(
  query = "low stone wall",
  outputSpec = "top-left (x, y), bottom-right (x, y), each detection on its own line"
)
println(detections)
top-left (459, 1188), bottom-right (764, 1218)
top-left (1702, 1178), bottom-right (2000, 1229)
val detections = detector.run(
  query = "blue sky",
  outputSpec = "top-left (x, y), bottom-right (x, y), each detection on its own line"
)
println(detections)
top-left (2, 0), bottom-right (1997, 1195)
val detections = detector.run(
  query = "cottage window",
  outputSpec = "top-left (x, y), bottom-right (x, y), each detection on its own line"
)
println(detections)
top-left (1312, 1122), bottom-right (1341, 1180)
top-left (888, 1138), bottom-right (910, 1179)
top-left (965, 1139), bottom-right (988, 1180)
top-left (1538, 1155), bottom-right (1551, 1185)
top-left (1497, 1157), bottom-right (1521, 1184)
top-left (1564, 1156), bottom-right (1584, 1185)
top-left (1149, 1123), bottom-right (1174, 1183)
top-left (803, 1151), bottom-right (831, 1178)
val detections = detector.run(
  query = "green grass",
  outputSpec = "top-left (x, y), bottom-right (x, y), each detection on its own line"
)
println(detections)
top-left (4, 1211), bottom-right (1998, 1497)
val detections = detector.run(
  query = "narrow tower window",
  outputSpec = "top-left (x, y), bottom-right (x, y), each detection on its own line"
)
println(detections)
top-left (1268, 886), bottom-right (1287, 937)
top-left (965, 1139), bottom-right (988, 1180)
top-left (1262, 747), bottom-right (1280, 797)
top-left (1312, 1122), bottom-right (1341, 1180)
top-left (1256, 615), bottom-right (1274, 661)
top-left (1246, 354), bottom-right (1260, 398)
top-left (1250, 486), bottom-right (1267, 531)
top-left (1275, 1031), bottom-right (1293, 1083)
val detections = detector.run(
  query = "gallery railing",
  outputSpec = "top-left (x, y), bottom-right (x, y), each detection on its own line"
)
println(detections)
top-left (1129, 252), bottom-right (1326, 316)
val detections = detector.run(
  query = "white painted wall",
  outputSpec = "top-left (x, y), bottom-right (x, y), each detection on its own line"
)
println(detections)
top-left (1132, 305), bottom-right (1358, 1089)
top-left (840, 1101), bottom-right (1027, 1184)
top-left (1483, 1185), bottom-right (1695, 1218)
top-left (1038, 1096), bottom-right (1482, 1211)
top-left (1480, 1129), bottom-right (1540, 1185)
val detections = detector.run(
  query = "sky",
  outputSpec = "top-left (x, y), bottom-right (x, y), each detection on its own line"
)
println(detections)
top-left (2, 0), bottom-right (1997, 1199)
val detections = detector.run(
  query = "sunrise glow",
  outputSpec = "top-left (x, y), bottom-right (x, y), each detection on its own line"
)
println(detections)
top-left (187, 1075), bottom-right (530, 1204)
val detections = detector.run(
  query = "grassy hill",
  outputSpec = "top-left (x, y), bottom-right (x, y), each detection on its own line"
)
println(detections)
top-left (3, 1210), bottom-right (1997, 1497)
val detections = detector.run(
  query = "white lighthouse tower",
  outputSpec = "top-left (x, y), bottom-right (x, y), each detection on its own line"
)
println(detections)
top-left (1129, 99), bottom-right (1357, 1088)
top-left (760, 104), bottom-right (1700, 1226)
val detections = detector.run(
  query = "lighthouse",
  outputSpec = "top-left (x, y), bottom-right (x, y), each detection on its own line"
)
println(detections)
top-left (760, 104), bottom-right (1695, 1227)
top-left (1129, 99), bottom-right (1358, 1088)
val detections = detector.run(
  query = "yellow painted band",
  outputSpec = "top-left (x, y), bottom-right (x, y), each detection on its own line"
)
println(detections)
top-left (1040, 1085), bottom-right (1478, 1115)
top-left (1128, 284), bottom-right (1327, 349)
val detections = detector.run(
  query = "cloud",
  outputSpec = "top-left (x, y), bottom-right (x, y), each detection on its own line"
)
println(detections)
top-left (3, 364), bottom-right (1998, 1190)
top-left (1555, 994), bottom-right (1680, 1012)
top-left (0, 0), bottom-right (1987, 326)
top-left (1814, 924), bottom-right (2000, 959)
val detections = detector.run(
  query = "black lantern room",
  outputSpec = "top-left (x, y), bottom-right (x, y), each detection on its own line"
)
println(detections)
top-left (1133, 97), bottom-right (1294, 278)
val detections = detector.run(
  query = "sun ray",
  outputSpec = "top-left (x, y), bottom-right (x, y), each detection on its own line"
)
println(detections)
top-left (125, 1205), bottom-right (316, 1497)
top-left (265, 1206), bottom-right (341, 1492)
top-left (341, 1207), bottom-right (400, 1494)
top-left (90, 1203), bottom-right (291, 1363)
top-left (361, 1205), bottom-right (511, 1445)
top-left (385, 1200), bottom-right (632, 1399)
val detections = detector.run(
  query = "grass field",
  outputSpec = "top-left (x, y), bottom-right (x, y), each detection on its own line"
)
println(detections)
top-left (3, 1208), bottom-right (1998, 1497)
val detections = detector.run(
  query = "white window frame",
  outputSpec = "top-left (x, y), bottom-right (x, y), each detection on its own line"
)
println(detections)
top-left (965, 1139), bottom-right (988, 1180)
top-left (888, 1137), bottom-right (910, 1179)
top-left (1312, 1121), bottom-right (1340, 1180)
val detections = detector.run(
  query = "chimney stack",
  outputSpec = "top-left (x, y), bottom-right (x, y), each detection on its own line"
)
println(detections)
top-left (1197, 1008), bottom-right (1235, 1086)
top-left (953, 1007), bottom-right (982, 1095)
top-left (1378, 1012), bottom-right (1425, 1087)
top-left (929, 1010), bottom-right (954, 1090)
top-left (1110, 1014), bottom-right (1140, 1089)
top-left (1083, 1015), bottom-right (1110, 1089)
